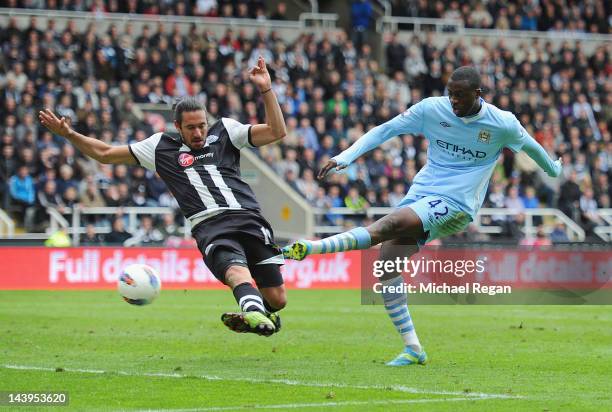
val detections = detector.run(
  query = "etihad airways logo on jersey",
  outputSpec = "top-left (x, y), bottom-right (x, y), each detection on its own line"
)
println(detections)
top-left (436, 140), bottom-right (486, 159)
top-left (178, 152), bottom-right (214, 167)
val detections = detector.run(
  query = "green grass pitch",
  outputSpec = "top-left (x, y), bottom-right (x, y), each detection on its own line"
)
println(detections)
top-left (1, 290), bottom-right (611, 411)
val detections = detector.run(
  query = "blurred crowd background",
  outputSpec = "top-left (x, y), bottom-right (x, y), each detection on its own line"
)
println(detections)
top-left (0, 0), bottom-right (610, 245)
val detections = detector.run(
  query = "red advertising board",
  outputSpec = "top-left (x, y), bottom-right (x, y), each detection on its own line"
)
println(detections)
top-left (0, 247), bottom-right (609, 290)
top-left (0, 247), bottom-right (362, 290)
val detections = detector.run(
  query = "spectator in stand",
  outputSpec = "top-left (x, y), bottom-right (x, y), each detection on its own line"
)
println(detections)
top-left (558, 171), bottom-right (582, 222)
top-left (79, 177), bottom-right (106, 208)
top-left (350, 0), bottom-right (373, 51)
top-left (579, 187), bottom-right (601, 234)
top-left (194, 0), bottom-right (218, 17)
top-left (344, 187), bottom-right (368, 212)
top-left (270, 2), bottom-right (288, 20)
top-left (159, 212), bottom-right (182, 239)
top-left (550, 222), bottom-right (570, 243)
top-left (388, 182), bottom-right (406, 207)
top-left (521, 186), bottom-right (541, 225)
top-left (505, 186), bottom-right (525, 226)
top-left (0, 145), bottom-right (17, 209)
top-left (165, 65), bottom-right (193, 97)
top-left (274, 148), bottom-right (300, 178)
top-left (105, 216), bottom-right (132, 245)
top-left (81, 223), bottom-right (105, 245)
top-left (521, 226), bottom-right (553, 247)
top-left (9, 165), bottom-right (36, 227)
top-left (124, 215), bottom-right (164, 246)
top-left (325, 185), bottom-right (344, 225)
top-left (284, 169), bottom-right (300, 193)
top-left (296, 169), bottom-right (318, 203)
top-left (385, 32), bottom-right (406, 75)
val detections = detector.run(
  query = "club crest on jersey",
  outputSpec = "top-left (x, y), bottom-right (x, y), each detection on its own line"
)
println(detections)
top-left (478, 129), bottom-right (491, 144)
top-left (204, 135), bottom-right (219, 147)
top-left (178, 153), bottom-right (195, 167)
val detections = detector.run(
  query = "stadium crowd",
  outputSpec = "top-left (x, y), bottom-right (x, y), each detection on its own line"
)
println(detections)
top-left (0, 13), bottom-right (610, 244)
top-left (389, 0), bottom-right (610, 34)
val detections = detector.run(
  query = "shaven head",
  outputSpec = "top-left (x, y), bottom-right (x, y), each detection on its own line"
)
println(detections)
top-left (447, 66), bottom-right (482, 117)
top-left (449, 66), bottom-right (482, 89)
top-left (173, 97), bottom-right (208, 150)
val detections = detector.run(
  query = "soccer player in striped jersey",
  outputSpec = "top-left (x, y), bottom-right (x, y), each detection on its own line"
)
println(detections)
top-left (39, 57), bottom-right (288, 337)
top-left (283, 66), bottom-right (563, 364)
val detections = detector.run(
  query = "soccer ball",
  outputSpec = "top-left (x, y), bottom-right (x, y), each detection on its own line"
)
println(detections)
top-left (118, 264), bottom-right (161, 305)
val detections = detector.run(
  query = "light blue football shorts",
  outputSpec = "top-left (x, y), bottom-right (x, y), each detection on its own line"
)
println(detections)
top-left (397, 194), bottom-right (472, 245)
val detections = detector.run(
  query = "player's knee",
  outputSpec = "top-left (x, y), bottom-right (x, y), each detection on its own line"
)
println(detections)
top-left (368, 214), bottom-right (405, 242)
top-left (269, 291), bottom-right (287, 310)
top-left (263, 288), bottom-right (287, 310)
top-left (271, 296), bottom-right (287, 310)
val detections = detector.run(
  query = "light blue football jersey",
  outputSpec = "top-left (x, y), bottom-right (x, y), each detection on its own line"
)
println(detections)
top-left (334, 97), bottom-right (528, 218)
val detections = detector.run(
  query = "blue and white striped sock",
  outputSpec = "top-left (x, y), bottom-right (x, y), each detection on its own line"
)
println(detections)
top-left (306, 227), bottom-right (371, 254)
top-left (382, 276), bottom-right (421, 351)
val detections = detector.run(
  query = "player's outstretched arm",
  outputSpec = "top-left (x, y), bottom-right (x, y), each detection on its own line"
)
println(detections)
top-left (39, 109), bottom-right (136, 165)
top-left (318, 116), bottom-right (409, 180)
top-left (247, 56), bottom-right (287, 147)
top-left (521, 133), bottom-right (562, 178)
top-left (318, 101), bottom-right (428, 180)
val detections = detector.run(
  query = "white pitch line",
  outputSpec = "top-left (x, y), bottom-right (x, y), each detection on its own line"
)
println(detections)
top-left (2, 364), bottom-right (519, 400)
top-left (136, 397), bottom-right (503, 412)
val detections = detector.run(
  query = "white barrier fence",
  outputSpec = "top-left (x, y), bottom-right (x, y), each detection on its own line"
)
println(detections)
top-left (47, 206), bottom-right (189, 246)
top-left (1, 206), bottom-right (611, 243)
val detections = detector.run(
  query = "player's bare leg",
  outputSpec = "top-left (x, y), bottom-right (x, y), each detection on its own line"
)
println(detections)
top-left (282, 208), bottom-right (428, 364)
top-left (259, 286), bottom-right (286, 331)
top-left (283, 207), bottom-right (424, 260)
top-left (378, 238), bottom-right (427, 366)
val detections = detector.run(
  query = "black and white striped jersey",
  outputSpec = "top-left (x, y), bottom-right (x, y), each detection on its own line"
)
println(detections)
top-left (129, 117), bottom-right (262, 227)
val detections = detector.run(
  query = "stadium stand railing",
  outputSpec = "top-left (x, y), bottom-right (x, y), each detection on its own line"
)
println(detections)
top-left (0, 7), bottom-right (339, 35)
top-left (376, 15), bottom-right (612, 44)
top-left (476, 208), bottom-right (585, 241)
top-left (46, 206), bottom-right (186, 246)
top-left (376, 16), bottom-right (463, 33)
top-left (0, 209), bottom-right (15, 238)
top-left (2, 205), bottom-right (605, 243)
top-left (594, 210), bottom-right (612, 242)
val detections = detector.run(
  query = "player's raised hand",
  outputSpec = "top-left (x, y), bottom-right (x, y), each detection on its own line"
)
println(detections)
top-left (248, 56), bottom-right (272, 92)
top-left (38, 109), bottom-right (71, 138)
top-left (317, 159), bottom-right (347, 180)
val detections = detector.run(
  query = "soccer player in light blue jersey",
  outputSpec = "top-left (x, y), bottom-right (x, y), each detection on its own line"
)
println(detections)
top-left (283, 66), bottom-right (562, 366)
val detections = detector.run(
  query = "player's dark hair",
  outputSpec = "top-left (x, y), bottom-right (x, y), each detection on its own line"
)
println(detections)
top-left (173, 97), bottom-right (206, 125)
top-left (450, 66), bottom-right (482, 90)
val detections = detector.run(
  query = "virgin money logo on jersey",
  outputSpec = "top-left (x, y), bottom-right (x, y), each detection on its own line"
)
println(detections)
top-left (178, 153), bottom-right (195, 167)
